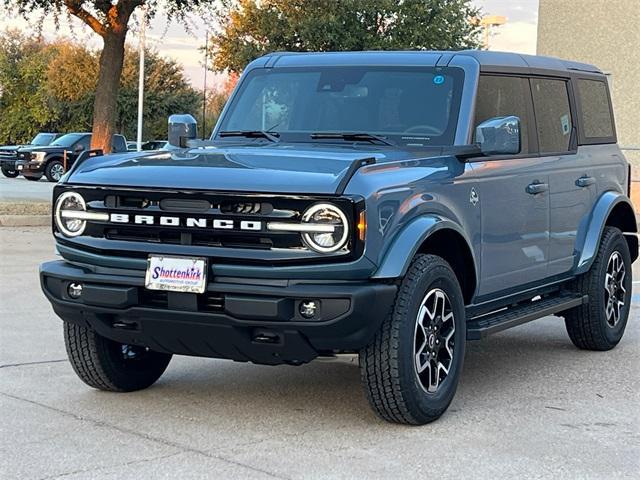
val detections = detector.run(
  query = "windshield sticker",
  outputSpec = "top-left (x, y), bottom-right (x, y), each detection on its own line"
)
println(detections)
top-left (560, 114), bottom-right (571, 135)
top-left (433, 75), bottom-right (445, 85)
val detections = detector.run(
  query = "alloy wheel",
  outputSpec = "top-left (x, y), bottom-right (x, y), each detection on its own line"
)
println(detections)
top-left (51, 163), bottom-right (65, 181)
top-left (414, 288), bottom-right (456, 393)
top-left (604, 250), bottom-right (626, 327)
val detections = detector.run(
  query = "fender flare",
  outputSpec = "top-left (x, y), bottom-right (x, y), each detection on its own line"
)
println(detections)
top-left (575, 191), bottom-right (638, 275)
top-left (372, 215), bottom-right (477, 282)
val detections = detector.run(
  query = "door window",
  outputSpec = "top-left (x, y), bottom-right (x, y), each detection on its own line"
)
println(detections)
top-left (474, 75), bottom-right (531, 154)
top-left (530, 78), bottom-right (573, 153)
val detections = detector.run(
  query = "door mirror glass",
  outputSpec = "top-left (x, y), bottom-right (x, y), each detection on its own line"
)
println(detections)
top-left (168, 114), bottom-right (198, 148)
top-left (74, 144), bottom-right (84, 153)
top-left (475, 115), bottom-right (521, 155)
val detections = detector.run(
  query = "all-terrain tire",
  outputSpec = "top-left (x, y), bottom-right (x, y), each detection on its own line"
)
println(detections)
top-left (64, 322), bottom-right (172, 392)
top-left (359, 254), bottom-right (466, 425)
top-left (1, 165), bottom-right (18, 178)
top-left (563, 227), bottom-right (632, 350)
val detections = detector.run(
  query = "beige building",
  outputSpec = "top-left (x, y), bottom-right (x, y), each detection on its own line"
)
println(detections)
top-left (537, 0), bottom-right (639, 168)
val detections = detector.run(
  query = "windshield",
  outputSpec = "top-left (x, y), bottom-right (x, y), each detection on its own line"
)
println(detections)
top-left (31, 133), bottom-right (56, 146)
top-left (217, 66), bottom-right (464, 147)
top-left (51, 133), bottom-right (87, 148)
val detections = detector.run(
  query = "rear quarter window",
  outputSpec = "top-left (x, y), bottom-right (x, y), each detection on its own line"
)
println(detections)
top-left (576, 79), bottom-right (615, 142)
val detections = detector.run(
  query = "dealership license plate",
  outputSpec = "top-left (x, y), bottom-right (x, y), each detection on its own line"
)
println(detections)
top-left (144, 255), bottom-right (207, 294)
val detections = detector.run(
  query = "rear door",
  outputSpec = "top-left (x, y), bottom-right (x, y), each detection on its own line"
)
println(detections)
top-left (531, 77), bottom-right (595, 276)
top-left (469, 75), bottom-right (550, 297)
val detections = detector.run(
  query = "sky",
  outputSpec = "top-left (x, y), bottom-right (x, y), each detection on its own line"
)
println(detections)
top-left (0, 0), bottom-right (539, 90)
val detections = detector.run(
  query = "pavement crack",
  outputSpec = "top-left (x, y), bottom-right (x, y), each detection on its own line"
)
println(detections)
top-left (0, 391), bottom-right (290, 480)
top-left (0, 359), bottom-right (67, 369)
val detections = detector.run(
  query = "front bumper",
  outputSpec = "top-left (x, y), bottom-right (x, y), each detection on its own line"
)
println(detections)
top-left (15, 160), bottom-right (44, 174)
top-left (40, 260), bottom-right (397, 365)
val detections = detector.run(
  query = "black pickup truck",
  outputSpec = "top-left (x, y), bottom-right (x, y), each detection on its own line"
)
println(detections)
top-left (0, 133), bottom-right (61, 178)
top-left (16, 133), bottom-right (127, 182)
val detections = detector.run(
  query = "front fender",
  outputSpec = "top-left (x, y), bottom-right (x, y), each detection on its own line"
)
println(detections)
top-left (372, 215), bottom-right (474, 279)
top-left (575, 191), bottom-right (637, 274)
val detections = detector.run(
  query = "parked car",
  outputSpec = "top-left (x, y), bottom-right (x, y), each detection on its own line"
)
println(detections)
top-left (40, 51), bottom-right (636, 425)
top-left (16, 133), bottom-right (127, 182)
top-left (127, 140), bottom-right (169, 151)
top-left (0, 133), bottom-right (61, 178)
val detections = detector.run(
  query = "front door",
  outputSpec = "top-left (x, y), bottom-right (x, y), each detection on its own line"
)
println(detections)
top-left (469, 74), bottom-right (550, 297)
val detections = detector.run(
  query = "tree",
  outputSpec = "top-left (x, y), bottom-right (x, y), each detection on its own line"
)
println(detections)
top-left (0, 31), bottom-right (58, 143)
top-left (0, 31), bottom-right (200, 144)
top-left (4, 0), bottom-right (215, 152)
top-left (211, 0), bottom-right (482, 73)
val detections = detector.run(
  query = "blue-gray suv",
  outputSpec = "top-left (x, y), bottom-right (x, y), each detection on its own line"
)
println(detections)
top-left (40, 51), bottom-right (637, 424)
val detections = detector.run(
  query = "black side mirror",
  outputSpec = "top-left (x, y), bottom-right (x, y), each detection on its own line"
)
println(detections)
top-left (168, 114), bottom-right (198, 148)
top-left (475, 116), bottom-right (521, 156)
top-left (74, 144), bottom-right (85, 153)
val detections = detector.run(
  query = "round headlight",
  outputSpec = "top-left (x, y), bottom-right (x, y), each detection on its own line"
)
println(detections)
top-left (301, 203), bottom-right (349, 253)
top-left (54, 191), bottom-right (87, 237)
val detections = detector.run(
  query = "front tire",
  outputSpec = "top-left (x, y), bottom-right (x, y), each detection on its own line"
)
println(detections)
top-left (23, 175), bottom-right (41, 181)
top-left (563, 227), bottom-right (632, 350)
top-left (359, 254), bottom-right (466, 425)
top-left (45, 160), bottom-right (65, 182)
top-left (1, 165), bottom-right (18, 178)
top-left (64, 322), bottom-right (172, 392)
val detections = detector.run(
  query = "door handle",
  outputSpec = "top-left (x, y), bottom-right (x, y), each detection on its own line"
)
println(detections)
top-left (526, 182), bottom-right (548, 195)
top-left (576, 176), bottom-right (595, 187)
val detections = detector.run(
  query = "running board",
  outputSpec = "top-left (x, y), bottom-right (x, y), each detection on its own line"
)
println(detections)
top-left (466, 293), bottom-right (588, 340)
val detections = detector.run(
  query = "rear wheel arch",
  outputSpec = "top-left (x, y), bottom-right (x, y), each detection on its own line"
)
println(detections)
top-left (605, 201), bottom-right (638, 262)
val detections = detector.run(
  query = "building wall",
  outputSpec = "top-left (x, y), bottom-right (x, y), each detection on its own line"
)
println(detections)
top-left (537, 0), bottom-right (639, 171)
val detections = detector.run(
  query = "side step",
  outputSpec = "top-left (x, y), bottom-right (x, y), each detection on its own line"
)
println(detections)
top-left (466, 293), bottom-right (588, 340)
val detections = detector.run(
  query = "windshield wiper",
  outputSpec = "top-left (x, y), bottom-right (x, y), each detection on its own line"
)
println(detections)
top-left (219, 130), bottom-right (280, 143)
top-left (310, 132), bottom-right (395, 146)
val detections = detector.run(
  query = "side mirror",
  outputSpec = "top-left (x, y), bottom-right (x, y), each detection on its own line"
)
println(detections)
top-left (475, 116), bottom-right (521, 156)
top-left (74, 144), bottom-right (84, 153)
top-left (168, 114), bottom-right (198, 148)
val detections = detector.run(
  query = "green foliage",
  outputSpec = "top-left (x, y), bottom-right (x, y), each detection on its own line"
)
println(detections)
top-left (211, 0), bottom-right (483, 73)
top-left (0, 31), bottom-right (201, 144)
top-left (0, 32), bottom-right (59, 143)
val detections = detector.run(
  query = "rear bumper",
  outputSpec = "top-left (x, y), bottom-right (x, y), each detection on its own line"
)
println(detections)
top-left (40, 260), bottom-right (396, 365)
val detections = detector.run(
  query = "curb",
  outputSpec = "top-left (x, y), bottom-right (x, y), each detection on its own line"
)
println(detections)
top-left (0, 215), bottom-right (51, 227)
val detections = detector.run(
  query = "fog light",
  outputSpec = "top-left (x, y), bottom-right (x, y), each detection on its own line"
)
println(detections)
top-left (68, 282), bottom-right (83, 299)
top-left (299, 300), bottom-right (318, 319)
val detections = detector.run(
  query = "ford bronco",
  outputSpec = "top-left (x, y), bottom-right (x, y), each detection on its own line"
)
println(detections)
top-left (40, 51), bottom-right (637, 425)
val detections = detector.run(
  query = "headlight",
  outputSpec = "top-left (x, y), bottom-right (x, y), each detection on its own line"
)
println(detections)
top-left (301, 203), bottom-right (349, 253)
top-left (54, 191), bottom-right (87, 237)
top-left (33, 152), bottom-right (46, 162)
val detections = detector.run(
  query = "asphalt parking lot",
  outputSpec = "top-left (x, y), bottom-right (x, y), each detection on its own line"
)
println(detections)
top-left (0, 175), bottom-right (54, 203)
top-left (1, 227), bottom-right (638, 479)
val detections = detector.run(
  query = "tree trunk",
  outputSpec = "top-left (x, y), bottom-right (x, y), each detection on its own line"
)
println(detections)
top-left (91, 32), bottom-right (127, 153)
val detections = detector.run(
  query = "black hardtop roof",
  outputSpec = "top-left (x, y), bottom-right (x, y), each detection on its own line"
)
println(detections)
top-left (256, 50), bottom-right (602, 75)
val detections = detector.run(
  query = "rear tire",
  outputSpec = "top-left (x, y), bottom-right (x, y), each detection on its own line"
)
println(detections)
top-left (64, 322), bottom-right (172, 392)
top-left (563, 227), bottom-right (632, 350)
top-left (359, 254), bottom-right (466, 425)
top-left (1, 165), bottom-right (18, 178)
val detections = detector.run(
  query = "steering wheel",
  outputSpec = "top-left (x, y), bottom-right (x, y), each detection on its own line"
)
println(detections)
top-left (404, 125), bottom-right (441, 135)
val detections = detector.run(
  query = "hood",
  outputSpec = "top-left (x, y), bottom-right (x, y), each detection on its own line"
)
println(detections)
top-left (18, 145), bottom-right (66, 154)
top-left (67, 144), bottom-right (429, 194)
top-left (0, 145), bottom-right (23, 153)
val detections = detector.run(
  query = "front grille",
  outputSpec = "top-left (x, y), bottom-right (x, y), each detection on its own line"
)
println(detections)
top-left (54, 185), bottom-right (363, 263)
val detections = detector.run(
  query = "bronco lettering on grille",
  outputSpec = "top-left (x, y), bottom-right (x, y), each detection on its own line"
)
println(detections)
top-left (108, 213), bottom-right (263, 231)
